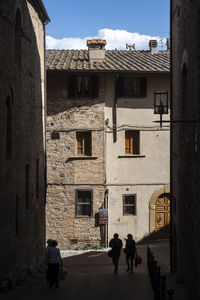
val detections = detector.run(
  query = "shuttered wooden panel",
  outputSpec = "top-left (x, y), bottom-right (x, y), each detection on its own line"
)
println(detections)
top-left (125, 131), bottom-right (140, 154)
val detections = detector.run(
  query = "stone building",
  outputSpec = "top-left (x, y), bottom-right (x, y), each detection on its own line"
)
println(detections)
top-left (46, 39), bottom-right (170, 249)
top-left (0, 0), bottom-right (49, 284)
top-left (171, 1), bottom-right (200, 298)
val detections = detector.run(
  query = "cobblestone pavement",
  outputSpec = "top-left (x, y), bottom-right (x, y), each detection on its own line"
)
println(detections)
top-left (0, 246), bottom-right (154, 300)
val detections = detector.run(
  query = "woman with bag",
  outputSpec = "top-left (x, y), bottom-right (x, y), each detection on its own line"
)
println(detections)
top-left (124, 234), bottom-right (136, 273)
top-left (47, 240), bottom-right (63, 288)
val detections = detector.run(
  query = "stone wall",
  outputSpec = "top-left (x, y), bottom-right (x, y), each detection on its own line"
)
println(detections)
top-left (0, 0), bottom-right (47, 283)
top-left (171, 1), bottom-right (200, 298)
top-left (46, 71), bottom-right (106, 249)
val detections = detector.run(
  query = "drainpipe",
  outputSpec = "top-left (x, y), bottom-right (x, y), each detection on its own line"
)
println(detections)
top-left (113, 73), bottom-right (119, 143)
top-left (170, 0), bottom-right (174, 273)
top-left (104, 189), bottom-right (109, 247)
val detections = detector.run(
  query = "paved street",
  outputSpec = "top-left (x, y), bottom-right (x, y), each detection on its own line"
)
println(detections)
top-left (1, 247), bottom-right (154, 300)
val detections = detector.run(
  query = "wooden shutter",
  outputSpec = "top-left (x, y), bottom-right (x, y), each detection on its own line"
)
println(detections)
top-left (133, 131), bottom-right (140, 154)
top-left (91, 76), bottom-right (99, 98)
top-left (139, 78), bottom-right (147, 97)
top-left (68, 76), bottom-right (76, 98)
top-left (125, 131), bottom-right (140, 154)
top-left (77, 132), bottom-right (84, 154)
top-left (84, 132), bottom-right (91, 156)
top-left (117, 77), bottom-right (124, 97)
top-left (125, 131), bottom-right (132, 154)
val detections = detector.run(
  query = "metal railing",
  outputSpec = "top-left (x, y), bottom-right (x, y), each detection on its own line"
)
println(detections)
top-left (147, 246), bottom-right (175, 300)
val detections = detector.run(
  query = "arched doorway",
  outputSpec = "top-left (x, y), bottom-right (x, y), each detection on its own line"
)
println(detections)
top-left (149, 185), bottom-right (170, 239)
top-left (155, 193), bottom-right (170, 237)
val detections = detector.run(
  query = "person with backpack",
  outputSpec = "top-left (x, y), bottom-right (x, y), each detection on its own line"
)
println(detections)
top-left (109, 233), bottom-right (123, 274)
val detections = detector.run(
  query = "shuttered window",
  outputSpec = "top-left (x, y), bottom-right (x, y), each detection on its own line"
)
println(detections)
top-left (125, 131), bottom-right (140, 154)
top-left (76, 131), bottom-right (92, 156)
top-left (68, 75), bottom-right (99, 98)
top-left (117, 77), bottom-right (147, 98)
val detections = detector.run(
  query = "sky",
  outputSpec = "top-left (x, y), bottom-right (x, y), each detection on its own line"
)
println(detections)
top-left (43, 0), bottom-right (170, 51)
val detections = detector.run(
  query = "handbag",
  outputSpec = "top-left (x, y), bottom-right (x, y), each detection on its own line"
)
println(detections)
top-left (108, 250), bottom-right (113, 258)
top-left (59, 266), bottom-right (68, 280)
top-left (135, 254), bottom-right (142, 267)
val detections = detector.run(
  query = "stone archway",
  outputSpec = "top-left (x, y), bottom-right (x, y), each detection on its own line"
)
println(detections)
top-left (149, 184), bottom-right (170, 235)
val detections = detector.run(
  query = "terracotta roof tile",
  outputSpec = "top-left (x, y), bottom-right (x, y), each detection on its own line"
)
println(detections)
top-left (46, 49), bottom-right (170, 73)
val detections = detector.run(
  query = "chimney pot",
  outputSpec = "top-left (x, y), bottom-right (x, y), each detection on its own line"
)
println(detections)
top-left (149, 39), bottom-right (158, 54)
top-left (87, 39), bottom-right (106, 64)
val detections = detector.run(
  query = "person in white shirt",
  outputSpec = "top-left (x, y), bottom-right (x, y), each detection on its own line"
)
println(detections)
top-left (47, 240), bottom-right (63, 288)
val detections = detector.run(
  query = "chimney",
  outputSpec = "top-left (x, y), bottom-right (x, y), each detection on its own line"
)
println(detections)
top-left (149, 40), bottom-right (158, 54)
top-left (166, 38), bottom-right (170, 51)
top-left (87, 39), bottom-right (106, 63)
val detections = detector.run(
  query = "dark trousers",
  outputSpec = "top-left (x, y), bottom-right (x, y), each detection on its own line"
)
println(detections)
top-left (126, 254), bottom-right (135, 270)
top-left (112, 254), bottom-right (120, 271)
top-left (47, 263), bottom-right (60, 287)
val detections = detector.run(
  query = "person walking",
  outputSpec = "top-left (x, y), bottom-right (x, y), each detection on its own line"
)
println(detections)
top-left (47, 240), bottom-right (63, 288)
top-left (124, 234), bottom-right (136, 273)
top-left (45, 239), bottom-right (53, 283)
top-left (109, 233), bottom-right (123, 274)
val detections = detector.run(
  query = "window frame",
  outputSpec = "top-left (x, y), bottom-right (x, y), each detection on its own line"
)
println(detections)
top-left (117, 77), bottom-right (147, 98)
top-left (75, 189), bottom-right (93, 218)
top-left (68, 75), bottom-right (99, 98)
top-left (125, 130), bottom-right (140, 155)
top-left (76, 131), bottom-right (92, 156)
top-left (123, 194), bottom-right (137, 216)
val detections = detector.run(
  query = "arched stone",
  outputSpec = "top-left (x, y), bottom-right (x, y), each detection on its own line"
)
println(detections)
top-left (149, 184), bottom-right (170, 234)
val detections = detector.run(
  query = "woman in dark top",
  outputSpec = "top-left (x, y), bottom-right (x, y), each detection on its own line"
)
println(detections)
top-left (125, 234), bottom-right (136, 273)
top-left (109, 233), bottom-right (123, 274)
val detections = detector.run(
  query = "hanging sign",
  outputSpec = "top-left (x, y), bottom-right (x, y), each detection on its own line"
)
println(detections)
top-left (99, 208), bottom-right (108, 225)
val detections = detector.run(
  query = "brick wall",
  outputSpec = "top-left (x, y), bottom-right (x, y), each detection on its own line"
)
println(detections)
top-left (46, 71), bottom-right (106, 249)
top-left (0, 0), bottom-right (46, 282)
top-left (171, 1), bottom-right (200, 298)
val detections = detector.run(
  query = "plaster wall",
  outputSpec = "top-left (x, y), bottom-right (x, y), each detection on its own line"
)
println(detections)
top-left (104, 72), bottom-right (170, 241)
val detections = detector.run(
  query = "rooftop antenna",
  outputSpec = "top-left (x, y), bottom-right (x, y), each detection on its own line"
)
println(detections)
top-left (126, 43), bottom-right (135, 51)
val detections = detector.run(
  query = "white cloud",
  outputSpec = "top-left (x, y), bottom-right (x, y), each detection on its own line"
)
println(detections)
top-left (46, 28), bottom-right (166, 50)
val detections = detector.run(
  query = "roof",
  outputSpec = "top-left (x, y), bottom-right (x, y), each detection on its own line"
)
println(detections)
top-left (32, 0), bottom-right (50, 24)
top-left (46, 49), bottom-right (170, 73)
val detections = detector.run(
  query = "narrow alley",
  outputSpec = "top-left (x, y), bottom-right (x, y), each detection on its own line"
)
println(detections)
top-left (1, 246), bottom-right (158, 300)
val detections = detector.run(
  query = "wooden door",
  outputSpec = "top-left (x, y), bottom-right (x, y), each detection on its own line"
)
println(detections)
top-left (155, 193), bottom-right (170, 237)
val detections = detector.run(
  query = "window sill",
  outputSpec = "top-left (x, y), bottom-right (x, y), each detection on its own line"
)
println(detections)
top-left (75, 215), bottom-right (93, 218)
top-left (118, 155), bottom-right (146, 158)
top-left (67, 156), bottom-right (98, 161)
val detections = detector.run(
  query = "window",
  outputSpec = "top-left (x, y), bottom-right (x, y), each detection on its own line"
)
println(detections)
top-left (6, 96), bottom-right (12, 159)
top-left (125, 131), bottom-right (140, 154)
top-left (26, 164), bottom-right (29, 209)
top-left (76, 131), bottom-right (92, 156)
top-left (15, 8), bottom-right (22, 66)
top-left (75, 190), bottom-right (92, 217)
top-left (15, 195), bottom-right (19, 237)
top-left (51, 132), bottom-right (60, 140)
top-left (68, 75), bottom-right (98, 98)
top-left (117, 77), bottom-right (147, 97)
top-left (123, 195), bottom-right (136, 215)
top-left (154, 91), bottom-right (168, 114)
top-left (36, 159), bottom-right (39, 198)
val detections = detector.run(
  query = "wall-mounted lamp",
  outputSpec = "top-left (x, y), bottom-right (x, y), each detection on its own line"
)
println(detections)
top-left (154, 91), bottom-right (168, 127)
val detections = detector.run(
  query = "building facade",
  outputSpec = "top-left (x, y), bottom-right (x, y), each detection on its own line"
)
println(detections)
top-left (46, 39), bottom-right (170, 249)
top-left (0, 0), bottom-right (49, 284)
top-left (171, 0), bottom-right (200, 298)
